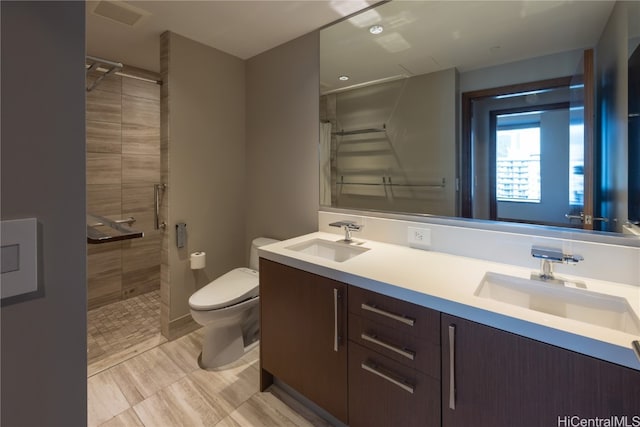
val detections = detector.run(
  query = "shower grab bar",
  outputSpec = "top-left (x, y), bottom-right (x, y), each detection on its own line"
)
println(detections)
top-left (338, 175), bottom-right (446, 188)
top-left (332, 124), bottom-right (386, 136)
top-left (154, 184), bottom-right (167, 230)
top-left (87, 213), bottom-right (143, 244)
top-left (332, 128), bottom-right (386, 136)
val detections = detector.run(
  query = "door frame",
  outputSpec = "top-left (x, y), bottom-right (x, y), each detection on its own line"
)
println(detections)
top-left (579, 49), bottom-right (595, 230)
top-left (461, 76), bottom-right (573, 218)
top-left (461, 50), bottom-right (595, 226)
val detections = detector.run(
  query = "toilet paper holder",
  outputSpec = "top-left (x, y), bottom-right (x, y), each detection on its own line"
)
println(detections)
top-left (190, 251), bottom-right (206, 270)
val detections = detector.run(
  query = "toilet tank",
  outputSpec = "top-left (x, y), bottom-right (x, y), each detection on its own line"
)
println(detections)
top-left (250, 237), bottom-right (279, 271)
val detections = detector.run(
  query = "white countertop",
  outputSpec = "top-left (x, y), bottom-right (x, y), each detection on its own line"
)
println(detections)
top-left (259, 232), bottom-right (640, 371)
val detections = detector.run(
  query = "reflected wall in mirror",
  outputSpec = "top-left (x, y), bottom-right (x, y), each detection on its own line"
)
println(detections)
top-left (320, 0), bottom-right (639, 235)
top-left (626, 1), bottom-right (639, 232)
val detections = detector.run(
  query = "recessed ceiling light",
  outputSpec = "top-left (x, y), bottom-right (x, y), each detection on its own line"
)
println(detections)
top-left (369, 25), bottom-right (384, 35)
top-left (338, 75), bottom-right (350, 81)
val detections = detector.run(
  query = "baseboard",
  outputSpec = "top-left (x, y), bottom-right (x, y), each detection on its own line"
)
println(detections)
top-left (167, 313), bottom-right (200, 341)
top-left (272, 378), bottom-right (348, 427)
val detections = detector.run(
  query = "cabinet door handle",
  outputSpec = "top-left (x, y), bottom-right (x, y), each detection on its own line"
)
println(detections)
top-left (333, 288), bottom-right (339, 352)
top-left (361, 303), bottom-right (415, 326)
top-left (361, 361), bottom-right (414, 394)
top-left (449, 324), bottom-right (456, 410)
top-left (361, 332), bottom-right (415, 361)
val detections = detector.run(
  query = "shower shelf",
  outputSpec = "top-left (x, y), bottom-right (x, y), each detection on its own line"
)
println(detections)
top-left (87, 213), bottom-right (143, 244)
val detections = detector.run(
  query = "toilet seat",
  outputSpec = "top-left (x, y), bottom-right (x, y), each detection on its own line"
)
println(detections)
top-left (189, 267), bottom-right (258, 311)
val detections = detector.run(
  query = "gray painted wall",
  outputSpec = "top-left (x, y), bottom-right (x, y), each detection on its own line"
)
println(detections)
top-left (163, 31), bottom-right (321, 324)
top-left (1, 2), bottom-right (87, 425)
top-left (245, 32), bottom-right (320, 253)
top-left (164, 32), bottom-right (247, 320)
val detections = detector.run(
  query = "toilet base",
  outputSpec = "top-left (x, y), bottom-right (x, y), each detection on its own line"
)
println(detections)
top-left (198, 324), bottom-right (259, 370)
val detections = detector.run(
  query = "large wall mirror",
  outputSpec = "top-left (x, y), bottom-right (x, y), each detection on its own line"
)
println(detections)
top-left (320, 0), bottom-right (639, 238)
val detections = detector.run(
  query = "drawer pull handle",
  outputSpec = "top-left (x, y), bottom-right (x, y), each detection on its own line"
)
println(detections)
top-left (333, 289), bottom-right (339, 352)
top-left (361, 303), bottom-right (415, 326)
top-left (361, 361), bottom-right (414, 394)
top-left (361, 333), bottom-right (415, 361)
top-left (449, 324), bottom-right (456, 410)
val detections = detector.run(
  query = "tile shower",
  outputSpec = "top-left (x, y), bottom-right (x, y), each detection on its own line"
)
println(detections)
top-left (86, 67), bottom-right (161, 310)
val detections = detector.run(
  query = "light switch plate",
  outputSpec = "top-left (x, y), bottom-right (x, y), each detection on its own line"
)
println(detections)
top-left (1, 218), bottom-right (38, 299)
top-left (408, 226), bottom-right (431, 249)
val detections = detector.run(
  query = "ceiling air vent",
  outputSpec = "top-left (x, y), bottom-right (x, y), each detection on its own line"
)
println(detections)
top-left (92, 1), bottom-right (148, 27)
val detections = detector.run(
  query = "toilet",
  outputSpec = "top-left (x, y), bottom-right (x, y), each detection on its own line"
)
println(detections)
top-left (189, 237), bottom-right (279, 369)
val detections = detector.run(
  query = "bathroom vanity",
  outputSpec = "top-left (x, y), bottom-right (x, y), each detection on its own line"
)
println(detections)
top-left (259, 233), bottom-right (640, 427)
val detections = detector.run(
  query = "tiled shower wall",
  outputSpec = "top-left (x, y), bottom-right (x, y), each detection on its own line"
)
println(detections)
top-left (86, 69), bottom-right (161, 310)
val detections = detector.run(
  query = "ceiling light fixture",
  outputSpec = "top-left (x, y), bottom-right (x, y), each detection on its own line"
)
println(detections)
top-left (369, 25), bottom-right (384, 35)
top-left (338, 75), bottom-right (350, 81)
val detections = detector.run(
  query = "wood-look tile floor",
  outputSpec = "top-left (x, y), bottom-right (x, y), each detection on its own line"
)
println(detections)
top-left (88, 328), bottom-right (333, 427)
top-left (88, 290), bottom-right (167, 377)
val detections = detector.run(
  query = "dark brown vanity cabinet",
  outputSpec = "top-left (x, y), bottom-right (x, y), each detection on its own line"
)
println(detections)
top-left (259, 259), bottom-right (348, 423)
top-left (260, 260), bottom-right (640, 427)
top-left (442, 314), bottom-right (640, 427)
top-left (348, 286), bottom-right (441, 427)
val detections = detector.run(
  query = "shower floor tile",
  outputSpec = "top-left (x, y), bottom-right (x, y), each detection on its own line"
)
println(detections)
top-left (88, 290), bottom-right (167, 377)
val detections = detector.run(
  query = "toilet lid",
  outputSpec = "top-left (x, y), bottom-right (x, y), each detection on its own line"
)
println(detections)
top-left (189, 267), bottom-right (259, 310)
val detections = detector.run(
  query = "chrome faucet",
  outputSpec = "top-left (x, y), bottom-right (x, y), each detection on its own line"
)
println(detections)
top-left (329, 221), bottom-right (363, 242)
top-left (531, 246), bottom-right (583, 284)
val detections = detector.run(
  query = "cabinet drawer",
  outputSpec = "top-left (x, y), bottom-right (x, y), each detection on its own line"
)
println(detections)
top-left (348, 342), bottom-right (441, 427)
top-left (349, 313), bottom-right (440, 378)
top-left (349, 285), bottom-right (440, 344)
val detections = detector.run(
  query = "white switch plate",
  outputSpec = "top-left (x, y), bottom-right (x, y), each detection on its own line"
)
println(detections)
top-left (1, 218), bottom-right (38, 299)
top-left (408, 227), bottom-right (431, 249)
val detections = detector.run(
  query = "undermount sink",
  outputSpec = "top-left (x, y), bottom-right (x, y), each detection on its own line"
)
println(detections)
top-left (286, 238), bottom-right (369, 262)
top-left (475, 272), bottom-right (640, 335)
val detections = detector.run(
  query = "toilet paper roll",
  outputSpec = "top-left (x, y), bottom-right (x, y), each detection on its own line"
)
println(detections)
top-left (190, 251), bottom-right (206, 270)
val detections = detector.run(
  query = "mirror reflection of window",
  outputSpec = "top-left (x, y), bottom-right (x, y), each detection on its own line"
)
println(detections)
top-left (496, 123), bottom-right (541, 203)
top-left (569, 123), bottom-right (585, 206)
